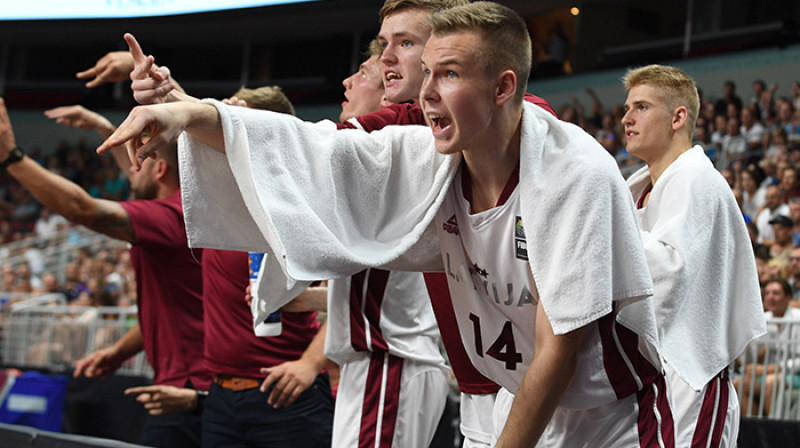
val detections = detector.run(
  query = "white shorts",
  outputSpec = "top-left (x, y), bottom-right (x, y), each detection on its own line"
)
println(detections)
top-left (332, 351), bottom-right (449, 448)
top-left (666, 363), bottom-right (738, 448)
top-left (492, 377), bottom-right (674, 447)
top-left (460, 391), bottom-right (497, 448)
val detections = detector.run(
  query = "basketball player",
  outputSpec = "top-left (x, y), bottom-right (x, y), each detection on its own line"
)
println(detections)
top-left (622, 64), bottom-right (765, 447)
top-left (97, 3), bottom-right (671, 446)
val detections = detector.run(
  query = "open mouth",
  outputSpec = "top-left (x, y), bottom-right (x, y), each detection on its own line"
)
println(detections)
top-left (385, 72), bottom-right (402, 82)
top-left (428, 113), bottom-right (452, 132)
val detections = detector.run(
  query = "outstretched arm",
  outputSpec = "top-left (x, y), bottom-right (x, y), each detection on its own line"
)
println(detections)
top-left (97, 101), bottom-right (223, 171)
top-left (44, 105), bottom-right (133, 177)
top-left (76, 51), bottom-right (135, 88)
top-left (124, 385), bottom-right (199, 415)
top-left (494, 305), bottom-right (586, 447)
top-left (0, 99), bottom-right (137, 242)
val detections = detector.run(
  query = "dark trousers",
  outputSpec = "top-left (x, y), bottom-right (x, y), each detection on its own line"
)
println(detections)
top-left (202, 373), bottom-right (334, 448)
top-left (140, 412), bottom-right (203, 448)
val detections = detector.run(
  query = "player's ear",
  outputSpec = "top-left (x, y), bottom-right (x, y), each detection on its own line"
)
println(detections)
top-left (153, 158), bottom-right (169, 181)
top-left (495, 69), bottom-right (517, 106)
top-left (672, 106), bottom-right (689, 132)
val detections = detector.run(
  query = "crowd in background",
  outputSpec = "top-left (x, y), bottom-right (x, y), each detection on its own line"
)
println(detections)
top-left (3, 77), bottom-right (800, 309)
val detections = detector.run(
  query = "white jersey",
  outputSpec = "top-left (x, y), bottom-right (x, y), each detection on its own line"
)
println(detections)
top-left (324, 269), bottom-right (446, 369)
top-left (436, 166), bottom-right (658, 410)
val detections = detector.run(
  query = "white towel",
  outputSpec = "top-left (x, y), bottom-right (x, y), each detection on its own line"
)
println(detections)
top-left (180, 100), bottom-right (658, 351)
top-left (627, 146), bottom-right (766, 390)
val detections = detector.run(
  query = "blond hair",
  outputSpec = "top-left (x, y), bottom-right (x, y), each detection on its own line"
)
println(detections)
top-left (622, 65), bottom-right (700, 132)
top-left (368, 38), bottom-right (384, 60)
top-left (232, 85), bottom-right (295, 115)
top-left (430, 1), bottom-right (531, 103)
top-left (379, 0), bottom-right (468, 22)
top-left (366, 39), bottom-right (386, 90)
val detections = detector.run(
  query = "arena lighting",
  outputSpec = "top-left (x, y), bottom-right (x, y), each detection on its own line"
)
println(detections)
top-left (0, 0), bottom-right (322, 20)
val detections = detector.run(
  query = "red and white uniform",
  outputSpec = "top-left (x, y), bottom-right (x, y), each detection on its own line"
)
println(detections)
top-left (180, 98), bottom-right (664, 447)
top-left (437, 165), bottom-right (672, 446)
top-left (326, 269), bottom-right (449, 448)
top-left (628, 146), bottom-right (765, 447)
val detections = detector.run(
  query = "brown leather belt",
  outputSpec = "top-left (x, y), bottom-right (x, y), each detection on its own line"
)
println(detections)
top-left (215, 375), bottom-right (261, 391)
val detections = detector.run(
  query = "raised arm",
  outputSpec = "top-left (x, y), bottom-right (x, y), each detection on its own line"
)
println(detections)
top-left (125, 33), bottom-right (195, 105)
top-left (44, 105), bottom-right (133, 176)
top-left (494, 304), bottom-right (587, 447)
top-left (76, 51), bottom-right (135, 88)
top-left (0, 99), bottom-right (136, 242)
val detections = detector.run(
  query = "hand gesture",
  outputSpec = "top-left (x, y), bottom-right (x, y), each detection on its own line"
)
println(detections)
top-left (76, 51), bottom-right (135, 88)
top-left (96, 103), bottom-right (186, 169)
top-left (259, 360), bottom-right (319, 408)
top-left (125, 33), bottom-right (176, 105)
top-left (73, 346), bottom-right (123, 379)
top-left (124, 385), bottom-right (198, 415)
top-left (44, 105), bottom-right (116, 138)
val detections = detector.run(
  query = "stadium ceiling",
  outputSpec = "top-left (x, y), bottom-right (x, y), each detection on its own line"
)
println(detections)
top-left (0, 0), bottom-right (605, 45)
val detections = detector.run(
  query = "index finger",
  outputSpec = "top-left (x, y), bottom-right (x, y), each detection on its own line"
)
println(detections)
top-left (76, 66), bottom-right (99, 80)
top-left (124, 33), bottom-right (146, 65)
top-left (259, 367), bottom-right (282, 393)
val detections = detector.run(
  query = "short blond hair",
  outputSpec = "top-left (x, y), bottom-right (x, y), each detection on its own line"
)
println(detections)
top-left (623, 65), bottom-right (699, 131)
top-left (430, 1), bottom-right (531, 103)
top-left (366, 39), bottom-right (386, 90)
top-left (379, 0), bottom-right (468, 22)
top-left (232, 85), bottom-right (295, 115)
top-left (368, 38), bottom-right (384, 60)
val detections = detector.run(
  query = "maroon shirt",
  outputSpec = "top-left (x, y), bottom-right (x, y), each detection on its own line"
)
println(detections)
top-left (202, 249), bottom-right (320, 378)
top-left (120, 190), bottom-right (210, 389)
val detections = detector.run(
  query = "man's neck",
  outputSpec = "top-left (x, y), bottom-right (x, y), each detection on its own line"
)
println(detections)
top-left (156, 181), bottom-right (179, 200)
top-left (462, 110), bottom-right (522, 214)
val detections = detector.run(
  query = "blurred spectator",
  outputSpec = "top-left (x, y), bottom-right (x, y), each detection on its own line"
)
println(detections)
top-left (738, 168), bottom-right (767, 219)
top-left (789, 247), bottom-right (800, 302)
top-left (741, 106), bottom-right (766, 152)
top-left (596, 113), bottom-right (621, 155)
top-left (781, 166), bottom-right (800, 203)
top-left (772, 97), bottom-right (795, 135)
top-left (764, 127), bottom-right (790, 163)
top-left (792, 81), bottom-right (800, 111)
top-left (721, 168), bottom-right (736, 189)
top-left (756, 185), bottom-right (790, 245)
top-left (715, 80), bottom-right (743, 116)
top-left (34, 208), bottom-right (68, 240)
top-left (769, 214), bottom-right (794, 265)
top-left (13, 261), bottom-right (43, 293)
top-left (1, 265), bottom-right (15, 291)
top-left (737, 279), bottom-right (800, 416)
top-left (721, 116), bottom-right (747, 168)
top-left (790, 198), bottom-right (800, 247)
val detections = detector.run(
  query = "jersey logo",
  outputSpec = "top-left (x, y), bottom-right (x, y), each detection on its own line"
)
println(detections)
top-left (514, 216), bottom-right (528, 260)
top-left (443, 214), bottom-right (459, 235)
